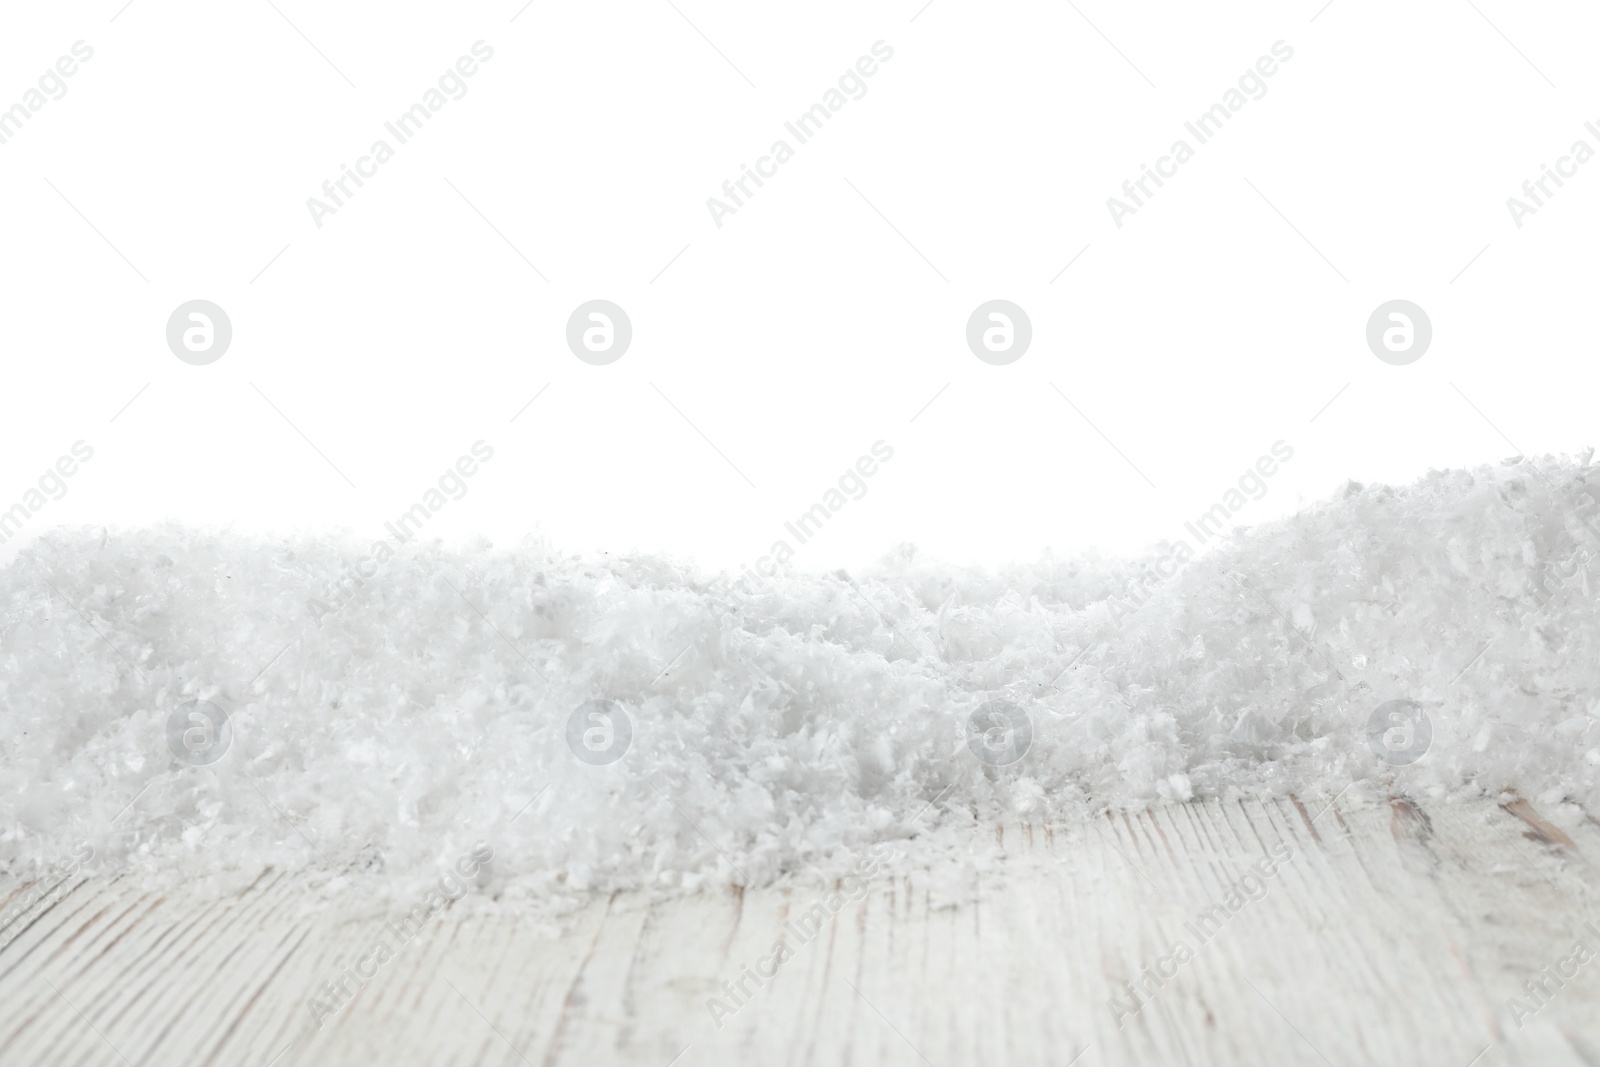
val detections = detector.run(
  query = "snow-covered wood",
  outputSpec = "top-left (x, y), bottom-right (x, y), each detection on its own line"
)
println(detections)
top-left (2, 794), bottom-right (1597, 1066)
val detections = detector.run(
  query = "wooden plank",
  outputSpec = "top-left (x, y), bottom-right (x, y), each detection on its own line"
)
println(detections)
top-left (1, 796), bottom-right (1597, 1066)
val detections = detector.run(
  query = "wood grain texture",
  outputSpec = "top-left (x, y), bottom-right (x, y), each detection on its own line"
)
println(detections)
top-left (2, 795), bottom-right (1597, 1067)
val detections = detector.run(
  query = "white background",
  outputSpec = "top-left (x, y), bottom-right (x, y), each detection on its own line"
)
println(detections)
top-left (1, 0), bottom-right (1596, 575)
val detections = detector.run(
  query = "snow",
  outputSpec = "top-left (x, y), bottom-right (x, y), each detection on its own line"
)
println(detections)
top-left (3, 454), bottom-right (1599, 905)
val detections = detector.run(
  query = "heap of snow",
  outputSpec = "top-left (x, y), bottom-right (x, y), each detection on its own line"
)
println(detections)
top-left (3, 455), bottom-right (1599, 902)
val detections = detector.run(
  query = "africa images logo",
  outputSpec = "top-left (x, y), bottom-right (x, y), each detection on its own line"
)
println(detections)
top-left (167, 699), bottom-right (232, 766)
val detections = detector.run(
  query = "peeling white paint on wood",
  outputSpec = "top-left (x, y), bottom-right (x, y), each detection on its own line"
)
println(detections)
top-left (2, 795), bottom-right (1597, 1066)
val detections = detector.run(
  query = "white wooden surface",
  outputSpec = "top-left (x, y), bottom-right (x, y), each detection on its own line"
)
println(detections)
top-left (2, 795), bottom-right (1597, 1066)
